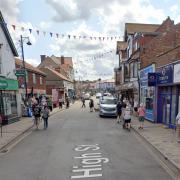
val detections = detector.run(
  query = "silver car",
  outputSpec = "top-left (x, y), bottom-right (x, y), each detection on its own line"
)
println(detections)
top-left (99, 97), bottom-right (117, 117)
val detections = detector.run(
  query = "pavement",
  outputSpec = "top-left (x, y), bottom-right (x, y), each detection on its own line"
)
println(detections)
top-left (131, 115), bottom-right (180, 173)
top-left (0, 104), bottom-right (69, 151)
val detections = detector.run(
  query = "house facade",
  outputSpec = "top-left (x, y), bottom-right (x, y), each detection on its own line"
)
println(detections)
top-left (15, 58), bottom-right (46, 99)
top-left (0, 11), bottom-right (19, 125)
top-left (38, 55), bottom-right (74, 107)
top-left (115, 17), bottom-right (180, 128)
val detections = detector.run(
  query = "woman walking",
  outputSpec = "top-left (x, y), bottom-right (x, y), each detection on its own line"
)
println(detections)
top-left (42, 106), bottom-right (50, 129)
top-left (89, 99), bottom-right (94, 112)
top-left (138, 103), bottom-right (146, 129)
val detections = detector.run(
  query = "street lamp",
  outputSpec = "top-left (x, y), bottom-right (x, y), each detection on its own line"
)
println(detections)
top-left (98, 78), bottom-right (101, 92)
top-left (20, 35), bottom-right (32, 100)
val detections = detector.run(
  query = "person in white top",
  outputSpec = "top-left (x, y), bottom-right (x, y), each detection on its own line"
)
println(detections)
top-left (123, 103), bottom-right (132, 130)
top-left (176, 112), bottom-right (180, 139)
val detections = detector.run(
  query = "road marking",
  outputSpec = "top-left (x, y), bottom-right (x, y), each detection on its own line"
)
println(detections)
top-left (71, 144), bottom-right (109, 179)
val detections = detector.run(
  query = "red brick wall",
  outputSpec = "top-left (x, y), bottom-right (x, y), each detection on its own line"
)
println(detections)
top-left (140, 18), bottom-right (180, 69)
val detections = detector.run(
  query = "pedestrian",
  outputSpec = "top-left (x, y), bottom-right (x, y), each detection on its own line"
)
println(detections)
top-left (138, 103), bottom-right (146, 129)
top-left (32, 103), bottom-right (41, 129)
top-left (116, 100), bottom-right (122, 123)
top-left (176, 111), bottom-right (180, 141)
top-left (122, 104), bottom-right (132, 130)
top-left (42, 106), bottom-right (50, 129)
top-left (89, 99), bottom-right (94, 112)
top-left (66, 96), bottom-right (69, 108)
top-left (59, 97), bottom-right (63, 109)
top-left (133, 99), bottom-right (138, 116)
top-left (82, 97), bottom-right (86, 108)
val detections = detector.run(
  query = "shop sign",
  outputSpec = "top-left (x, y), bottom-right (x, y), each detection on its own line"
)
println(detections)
top-left (0, 78), bottom-right (18, 90)
top-left (0, 79), bottom-right (8, 89)
top-left (174, 63), bottom-right (180, 83)
top-left (157, 65), bottom-right (173, 85)
top-left (148, 73), bottom-right (157, 86)
top-left (15, 69), bottom-right (26, 77)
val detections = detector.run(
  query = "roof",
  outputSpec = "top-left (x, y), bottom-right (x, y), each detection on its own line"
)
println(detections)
top-left (116, 41), bottom-right (128, 54)
top-left (15, 58), bottom-right (46, 76)
top-left (40, 67), bottom-right (73, 83)
top-left (124, 23), bottom-right (160, 40)
top-left (0, 11), bottom-right (18, 56)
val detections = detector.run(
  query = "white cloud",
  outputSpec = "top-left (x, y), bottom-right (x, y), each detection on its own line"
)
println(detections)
top-left (25, 58), bottom-right (40, 67)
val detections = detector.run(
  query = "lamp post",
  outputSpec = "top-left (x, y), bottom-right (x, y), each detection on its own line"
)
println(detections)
top-left (98, 78), bottom-right (101, 92)
top-left (20, 35), bottom-right (31, 101)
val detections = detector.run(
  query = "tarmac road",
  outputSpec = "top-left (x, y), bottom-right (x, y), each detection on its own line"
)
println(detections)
top-left (0, 101), bottom-right (172, 180)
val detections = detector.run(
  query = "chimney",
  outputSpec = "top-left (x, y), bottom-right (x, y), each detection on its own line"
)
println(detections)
top-left (61, 56), bottom-right (64, 64)
top-left (40, 55), bottom-right (46, 62)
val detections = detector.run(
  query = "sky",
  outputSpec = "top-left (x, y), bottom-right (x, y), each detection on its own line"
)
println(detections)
top-left (0, 0), bottom-right (180, 80)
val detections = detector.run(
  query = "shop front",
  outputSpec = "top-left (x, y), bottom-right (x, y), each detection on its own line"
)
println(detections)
top-left (140, 64), bottom-right (155, 122)
top-left (0, 77), bottom-right (19, 125)
top-left (156, 64), bottom-right (175, 128)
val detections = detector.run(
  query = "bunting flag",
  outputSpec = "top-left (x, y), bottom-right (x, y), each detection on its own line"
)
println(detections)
top-left (1, 21), bottom-right (121, 41)
top-left (12, 25), bottom-right (16, 30)
top-left (29, 29), bottom-right (32, 34)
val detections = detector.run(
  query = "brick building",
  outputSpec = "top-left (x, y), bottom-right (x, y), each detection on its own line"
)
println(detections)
top-left (115, 17), bottom-right (180, 127)
top-left (15, 58), bottom-right (46, 99)
top-left (38, 55), bottom-right (75, 107)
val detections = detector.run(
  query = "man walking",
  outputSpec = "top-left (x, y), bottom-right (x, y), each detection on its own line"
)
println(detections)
top-left (116, 100), bottom-right (122, 123)
top-left (82, 97), bottom-right (86, 108)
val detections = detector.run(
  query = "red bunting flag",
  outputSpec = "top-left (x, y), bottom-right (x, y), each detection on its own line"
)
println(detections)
top-left (56, 33), bottom-right (59, 38)
top-left (29, 29), bottom-right (32, 34)
top-left (21, 27), bottom-right (25, 31)
top-left (99, 37), bottom-right (101, 40)
top-left (50, 32), bottom-right (53, 37)
top-left (103, 37), bottom-right (105, 41)
top-left (36, 30), bottom-right (40, 35)
top-left (62, 34), bottom-right (64, 38)
top-left (73, 35), bottom-right (76, 39)
top-left (68, 35), bottom-right (71, 39)
top-left (111, 37), bottom-right (113, 40)
top-left (12, 25), bottom-right (16, 30)
top-left (83, 36), bottom-right (86, 39)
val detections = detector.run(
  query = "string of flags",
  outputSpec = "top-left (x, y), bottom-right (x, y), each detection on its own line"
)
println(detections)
top-left (0, 22), bottom-right (121, 41)
top-left (73, 50), bottom-right (114, 63)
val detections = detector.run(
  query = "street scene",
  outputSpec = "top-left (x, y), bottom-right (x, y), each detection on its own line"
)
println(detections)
top-left (0, 0), bottom-right (180, 179)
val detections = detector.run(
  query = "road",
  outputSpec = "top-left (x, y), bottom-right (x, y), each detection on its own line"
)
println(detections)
top-left (0, 100), bottom-right (172, 180)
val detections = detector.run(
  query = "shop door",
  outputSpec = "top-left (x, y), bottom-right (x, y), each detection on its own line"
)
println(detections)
top-left (161, 95), bottom-right (171, 125)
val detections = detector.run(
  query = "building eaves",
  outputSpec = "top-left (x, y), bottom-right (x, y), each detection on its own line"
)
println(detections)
top-left (0, 11), bottom-right (18, 56)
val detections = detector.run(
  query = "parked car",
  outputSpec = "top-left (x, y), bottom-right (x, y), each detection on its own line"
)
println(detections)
top-left (84, 93), bottom-right (90, 100)
top-left (99, 97), bottom-right (117, 117)
top-left (96, 92), bottom-right (102, 99)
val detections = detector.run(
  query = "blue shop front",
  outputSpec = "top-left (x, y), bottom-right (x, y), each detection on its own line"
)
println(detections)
top-left (140, 64), bottom-right (155, 122)
top-left (156, 63), bottom-right (180, 128)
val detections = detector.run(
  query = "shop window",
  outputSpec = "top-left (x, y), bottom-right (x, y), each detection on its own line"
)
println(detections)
top-left (1, 91), bottom-right (18, 118)
top-left (133, 62), bottom-right (138, 77)
top-left (130, 63), bottom-right (133, 78)
top-left (33, 73), bottom-right (36, 84)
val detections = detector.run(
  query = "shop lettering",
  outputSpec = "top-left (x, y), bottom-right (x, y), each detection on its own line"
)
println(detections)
top-left (159, 76), bottom-right (168, 81)
top-left (71, 144), bottom-right (109, 179)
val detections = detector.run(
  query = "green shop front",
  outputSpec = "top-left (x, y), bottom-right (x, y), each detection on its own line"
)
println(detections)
top-left (0, 78), bottom-right (19, 125)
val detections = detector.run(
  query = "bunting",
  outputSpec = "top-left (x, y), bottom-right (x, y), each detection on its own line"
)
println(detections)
top-left (0, 21), bottom-right (121, 41)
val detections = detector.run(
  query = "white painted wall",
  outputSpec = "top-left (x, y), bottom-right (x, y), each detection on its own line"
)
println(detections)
top-left (0, 26), bottom-right (16, 80)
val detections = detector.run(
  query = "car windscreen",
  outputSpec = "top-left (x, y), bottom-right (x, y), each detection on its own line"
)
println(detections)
top-left (101, 99), bottom-right (117, 105)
